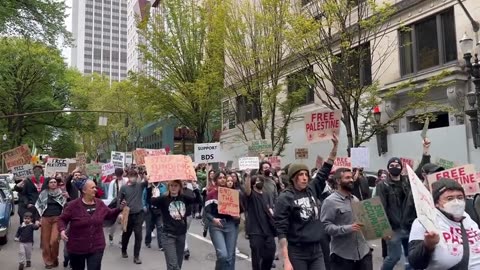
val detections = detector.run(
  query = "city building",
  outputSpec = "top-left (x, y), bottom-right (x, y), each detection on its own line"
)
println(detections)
top-left (71, 0), bottom-right (128, 82)
top-left (126, 0), bottom-right (149, 72)
top-left (220, 0), bottom-right (480, 170)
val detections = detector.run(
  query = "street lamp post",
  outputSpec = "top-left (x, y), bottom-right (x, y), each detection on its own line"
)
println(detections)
top-left (460, 33), bottom-right (480, 148)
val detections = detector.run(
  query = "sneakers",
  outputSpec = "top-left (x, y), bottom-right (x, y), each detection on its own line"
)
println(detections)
top-left (18, 263), bottom-right (24, 270)
top-left (151, 232), bottom-right (156, 237)
top-left (184, 249), bottom-right (190, 260)
top-left (133, 257), bottom-right (142, 264)
top-left (146, 243), bottom-right (151, 248)
top-left (235, 247), bottom-right (240, 254)
top-left (108, 235), bottom-right (113, 246)
top-left (26, 261), bottom-right (31, 268)
top-left (122, 252), bottom-right (128, 258)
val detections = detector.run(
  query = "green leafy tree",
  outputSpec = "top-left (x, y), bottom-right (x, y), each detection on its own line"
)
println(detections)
top-left (49, 130), bottom-right (79, 158)
top-left (136, 0), bottom-right (225, 143)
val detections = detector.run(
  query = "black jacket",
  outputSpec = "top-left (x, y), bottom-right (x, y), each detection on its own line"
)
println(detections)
top-left (151, 193), bottom-right (195, 235)
top-left (15, 223), bottom-right (39, 243)
top-left (273, 162), bottom-right (332, 244)
top-left (352, 175), bottom-right (371, 201)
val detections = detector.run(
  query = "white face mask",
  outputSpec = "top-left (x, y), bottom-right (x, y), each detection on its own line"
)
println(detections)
top-left (442, 199), bottom-right (466, 219)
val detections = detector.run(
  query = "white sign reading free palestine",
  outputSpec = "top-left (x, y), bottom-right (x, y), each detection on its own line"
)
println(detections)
top-left (194, 143), bottom-right (221, 163)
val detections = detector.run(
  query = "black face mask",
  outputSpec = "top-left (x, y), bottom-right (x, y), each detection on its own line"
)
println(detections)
top-left (263, 170), bottom-right (271, 176)
top-left (254, 181), bottom-right (264, 190)
top-left (388, 167), bottom-right (402, 177)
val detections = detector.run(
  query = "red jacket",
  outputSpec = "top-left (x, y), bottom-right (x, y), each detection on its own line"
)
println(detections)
top-left (58, 198), bottom-right (121, 254)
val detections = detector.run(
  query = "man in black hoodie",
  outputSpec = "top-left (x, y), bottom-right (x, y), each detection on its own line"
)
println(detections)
top-left (274, 135), bottom-right (338, 270)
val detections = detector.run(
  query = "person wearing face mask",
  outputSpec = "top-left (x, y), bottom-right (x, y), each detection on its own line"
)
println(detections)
top-left (376, 157), bottom-right (416, 270)
top-left (22, 165), bottom-right (48, 222)
top-left (408, 178), bottom-right (480, 269)
top-left (321, 168), bottom-right (372, 269)
top-left (258, 161), bottom-right (278, 211)
top-left (118, 169), bottom-right (148, 264)
top-left (244, 174), bottom-right (276, 270)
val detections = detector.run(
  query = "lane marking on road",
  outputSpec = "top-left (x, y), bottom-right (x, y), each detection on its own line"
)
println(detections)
top-left (188, 232), bottom-right (252, 262)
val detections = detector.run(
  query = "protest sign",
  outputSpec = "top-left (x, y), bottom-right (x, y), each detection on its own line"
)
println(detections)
top-left (248, 139), bottom-right (273, 155)
top-left (427, 164), bottom-right (479, 196)
top-left (420, 118), bottom-right (430, 139)
top-left (76, 152), bottom-right (87, 173)
top-left (351, 147), bottom-right (370, 168)
top-left (304, 109), bottom-right (341, 143)
top-left (407, 165), bottom-right (438, 233)
top-left (133, 149), bottom-right (148, 165)
top-left (86, 163), bottom-right (102, 176)
top-left (436, 158), bottom-right (455, 170)
top-left (194, 143), bottom-right (221, 163)
top-left (125, 152), bottom-right (133, 165)
top-left (218, 187), bottom-right (240, 217)
top-left (295, 148), bottom-right (309, 159)
top-left (332, 157), bottom-right (352, 171)
top-left (3, 145), bottom-right (32, 170)
top-left (45, 159), bottom-right (70, 176)
top-left (101, 162), bottom-right (115, 176)
top-left (352, 197), bottom-right (392, 240)
top-left (121, 206), bottom-right (130, 232)
top-left (144, 155), bottom-right (197, 182)
top-left (111, 151), bottom-right (125, 168)
top-left (238, 157), bottom-right (260, 170)
top-left (12, 164), bottom-right (33, 180)
top-left (267, 156), bottom-right (282, 170)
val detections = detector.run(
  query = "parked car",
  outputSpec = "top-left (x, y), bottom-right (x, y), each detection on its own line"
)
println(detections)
top-left (0, 179), bottom-right (14, 215)
top-left (0, 174), bottom-right (17, 203)
top-left (0, 188), bottom-right (13, 245)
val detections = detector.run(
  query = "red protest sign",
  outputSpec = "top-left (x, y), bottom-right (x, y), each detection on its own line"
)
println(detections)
top-left (218, 187), bottom-right (240, 217)
top-left (427, 164), bottom-right (479, 196)
top-left (144, 155), bottom-right (196, 182)
top-left (332, 157), bottom-right (352, 172)
top-left (304, 109), bottom-right (341, 143)
top-left (400, 158), bottom-right (414, 175)
top-left (3, 145), bottom-right (32, 170)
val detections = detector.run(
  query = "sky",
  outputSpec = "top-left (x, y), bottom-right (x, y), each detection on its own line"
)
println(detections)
top-left (62, 0), bottom-right (73, 66)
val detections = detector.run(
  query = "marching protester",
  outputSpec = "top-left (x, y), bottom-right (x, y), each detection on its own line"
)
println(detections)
top-left (257, 161), bottom-right (278, 210)
top-left (59, 178), bottom-right (126, 270)
top-left (35, 176), bottom-right (67, 269)
top-left (408, 178), bottom-right (480, 269)
top-left (145, 180), bottom-right (167, 250)
top-left (22, 165), bottom-right (48, 221)
top-left (151, 180), bottom-right (195, 270)
top-left (107, 168), bottom-right (127, 245)
top-left (274, 135), bottom-right (338, 270)
top-left (66, 170), bottom-right (83, 201)
top-left (321, 168), bottom-right (372, 269)
top-left (14, 212), bottom-right (40, 270)
top-left (351, 168), bottom-right (371, 201)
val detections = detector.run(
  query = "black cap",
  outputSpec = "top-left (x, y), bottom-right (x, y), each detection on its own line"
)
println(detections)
top-left (422, 163), bottom-right (444, 175)
top-left (431, 178), bottom-right (464, 203)
top-left (387, 157), bottom-right (403, 169)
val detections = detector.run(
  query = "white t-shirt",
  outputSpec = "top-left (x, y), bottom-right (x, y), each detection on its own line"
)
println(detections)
top-left (409, 209), bottom-right (480, 269)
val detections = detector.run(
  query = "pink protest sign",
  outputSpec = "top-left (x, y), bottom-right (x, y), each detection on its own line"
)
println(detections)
top-left (332, 157), bottom-right (352, 172)
top-left (144, 155), bottom-right (197, 182)
top-left (304, 109), bottom-right (341, 143)
top-left (427, 164), bottom-right (479, 196)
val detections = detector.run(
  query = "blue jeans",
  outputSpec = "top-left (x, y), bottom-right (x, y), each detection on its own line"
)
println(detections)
top-left (209, 220), bottom-right (239, 270)
top-left (382, 230), bottom-right (412, 270)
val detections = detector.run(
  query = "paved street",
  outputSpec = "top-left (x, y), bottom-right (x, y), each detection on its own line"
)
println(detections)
top-left (0, 206), bottom-right (403, 269)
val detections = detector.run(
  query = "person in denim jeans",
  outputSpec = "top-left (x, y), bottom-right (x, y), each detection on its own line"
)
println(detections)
top-left (145, 182), bottom-right (167, 250)
top-left (204, 172), bottom-right (241, 270)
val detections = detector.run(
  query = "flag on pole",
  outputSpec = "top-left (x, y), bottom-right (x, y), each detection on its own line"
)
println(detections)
top-left (31, 142), bottom-right (37, 156)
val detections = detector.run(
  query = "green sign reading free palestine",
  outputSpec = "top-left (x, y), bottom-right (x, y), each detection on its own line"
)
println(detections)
top-left (352, 197), bottom-right (393, 241)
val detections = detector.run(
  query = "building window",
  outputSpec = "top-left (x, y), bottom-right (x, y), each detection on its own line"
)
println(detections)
top-left (332, 42), bottom-right (372, 94)
top-left (399, 8), bottom-right (457, 76)
top-left (236, 95), bottom-right (259, 123)
top-left (287, 66), bottom-right (315, 106)
top-left (407, 112), bottom-right (449, 131)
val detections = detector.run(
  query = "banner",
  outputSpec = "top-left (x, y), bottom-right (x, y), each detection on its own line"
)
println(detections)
top-left (144, 155), bottom-right (197, 182)
top-left (427, 164), bottom-right (479, 196)
top-left (194, 143), bottom-right (221, 163)
top-left (351, 147), bottom-right (370, 168)
top-left (101, 162), bottom-right (115, 176)
top-left (267, 156), bottom-right (282, 170)
top-left (332, 157), bottom-right (352, 171)
top-left (436, 158), bottom-right (455, 170)
top-left (304, 109), bottom-right (341, 143)
top-left (111, 151), bottom-right (125, 169)
top-left (295, 148), bottom-right (309, 159)
top-left (3, 145), bottom-right (32, 170)
top-left (400, 158), bottom-right (415, 174)
top-left (12, 164), bottom-right (33, 180)
top-left (218, 187), bottom-right (240, 217)
top-left (76, 152), bottom-right (87, 174)
top-left (352, 197), bottom-right (392, 240)
top-left (248, 139), bottom-right (273, 155)
top-left (86, 163), bottom-right (103, 176)
top-left (238, 157), bottom-right (260, 170)
top-left (45, 158), bottom-right (70, 176)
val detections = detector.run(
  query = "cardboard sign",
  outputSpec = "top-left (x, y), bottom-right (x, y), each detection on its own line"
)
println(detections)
top-left (144, 155), bottom-right (197, 182)
top-left (133, 149), bottom-right (167, 165)
top-left (125, 152), bottom-right (133, 165)
top-left (421, 118), bottom-right (430, 139)
top-left (45, 158), bottom-right (70, 176)
top-left (427, 164), bottom-right (479, 196)
top-left (248, 139), bottom-right (273, 155)
top-left (352, 197), bottom-right (393, 240)
top-left (111, 151), bottom-right (125, 168)
top-left (76, 152), bottom-right (87, 173)
top-left (218, 187), bottom-right (240, 217)
top-left (238, 157), bottom-right (260, 170)
top-left (12, 164), bottom-right (33, 180)
top-left (351, 147), bottom-right (370, 168)
top-left (267, 156), bottom-right (282, 170)
top-left (332, 157), bottom-right (352, 171)
top-left (194, 143), bottom-right (221, 163)
top-left (3, 145), bottom-right (32, 170)
top-left (304, 109), bottom-right (341, 143)
top-left (121, 206), bottom-right (130, 232)
top-left (101, 162), bottom-right (115, 176)
top-left (407, 165), bottom-right (438, 233)
top-left (436, 158), bottom-right (455, 170)
top-left (86, 163), bottom-right (102, 176)
top-left (295, 148), bottom-right (309, 159)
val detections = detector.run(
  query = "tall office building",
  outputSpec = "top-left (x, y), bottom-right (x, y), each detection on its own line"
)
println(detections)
top-left (127, 0), bottom-right (149, 73)
top-left (71, 0), bottom-right (128, 82)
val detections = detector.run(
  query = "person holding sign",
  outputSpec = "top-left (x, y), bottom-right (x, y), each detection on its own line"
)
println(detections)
top-left (274, 134), bottom-right (338, 270)
top-left (408, 178), bottom-right (480, 269)
top-left (150, 180), bottom-right (196, 270)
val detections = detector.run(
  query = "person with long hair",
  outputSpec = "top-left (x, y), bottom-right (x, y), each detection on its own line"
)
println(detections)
top-left (59, 178), bottom-right (125, 270)
top-left (35, 176), bottom-right (67, 268)
top-left (204, 172), bottom-right (241, 270)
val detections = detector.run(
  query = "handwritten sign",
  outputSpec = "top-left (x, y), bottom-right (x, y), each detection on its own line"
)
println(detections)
top-left (144, 155), bottom-right (197, 182)
top-left (101, 162), bottom-right (115, 176)
top-left (76, 152), bottom-right (87, 174)
top-left (218, 187), bottom-right (240, 217)
top-left (86, 163), bottom-right (102, 176)
top-left (12, 164), bottom-right (33, 180)
top-left (111, 151), bottom-right (125, 169)
top-left (133, 148), bottom-right (166, 165)
top-left (427, 164), bottom-right (479, 196)
top-left (304, 109), bottom-right (341, 143)
top-left (332, 157), bottom-right (352, 171)
top-left (45, 158), bottom-right (69, 176)
top-left (436, 158), bottom-right (455, 170)
top-left (351, 147), bottom-right (370, 168)
top-left (352, 197), bottom-right (392, 240)
top-left (3, 145), bottom-right (32, 170)
top-left (238, 157), bottom-right (260, 170)
top-left (295, 148), bottom-right (309, 159)
top-left (125, 152), bottom-right (133, 165)
top-left (248, 139), bottom-right (273, 155)
top-left (407, 165), bottom-right (438, 233)
top-left (267, 156), bottom-right (282, 170)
